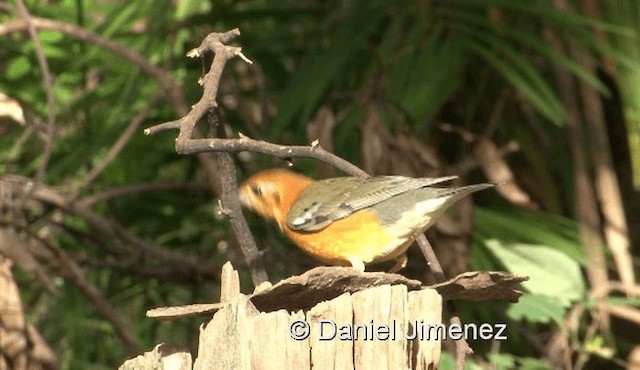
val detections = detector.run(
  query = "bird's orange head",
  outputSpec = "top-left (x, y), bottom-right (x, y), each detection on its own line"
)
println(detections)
top-left (238, 169), bottom-right (314, 230)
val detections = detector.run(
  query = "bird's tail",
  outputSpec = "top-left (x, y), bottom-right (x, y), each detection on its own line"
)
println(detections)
top-left (436, 182), bottom-right (494, 203)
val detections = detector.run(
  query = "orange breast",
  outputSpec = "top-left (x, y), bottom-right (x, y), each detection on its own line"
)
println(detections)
top-left (282, 209), bottom-right (409, 266)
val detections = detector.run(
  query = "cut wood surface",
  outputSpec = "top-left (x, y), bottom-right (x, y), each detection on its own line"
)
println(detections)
top-left (307, 293), bottom-right (353, 369)
top-left (147, 266), bottom-right (527, 320)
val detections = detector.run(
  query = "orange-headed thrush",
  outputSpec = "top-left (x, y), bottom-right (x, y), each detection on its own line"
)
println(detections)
top-left (239, 169), bottom-right (493, 272)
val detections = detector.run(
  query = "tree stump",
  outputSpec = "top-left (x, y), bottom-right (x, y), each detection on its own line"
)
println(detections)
top-left (121, 262), bottom-right (526, 369)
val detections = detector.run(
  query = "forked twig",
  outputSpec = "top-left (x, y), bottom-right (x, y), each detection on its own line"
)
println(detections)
top-left (144, 29), bottom-right (475, 366)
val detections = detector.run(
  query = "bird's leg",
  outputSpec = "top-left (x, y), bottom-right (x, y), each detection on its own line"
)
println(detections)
top-left (347, 257), bottom-right (366, 272)
top-left (388, 253), bottom-right (408, 274)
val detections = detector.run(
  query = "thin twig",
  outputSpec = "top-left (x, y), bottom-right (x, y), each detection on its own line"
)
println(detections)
top-left (7, 223), bottom-right (141, 355)
top-left (61, 258), bottom-right (142, 353)
top-left (78, 181), bottom-right (210, 207)
top-left (0, 14), bottom-right (229, 198)
top-left (453, 140), bottom-right (520, 174)
top-left (416, 234), bottom-right (473, 369)
top-left (607, 305), bottom-right (640, 325)
top-left (24, 179), bottom-right (220, 281)
top-left (415, 234), bottom-right (446, 282)
top-left (145, 29), bottom-right (271, 285)
top-left (0, 17), bottom-right (188, 116)
top-left (144, 134), bottom-right (369, 178)
top-left (14, 1), bottom-right (56, 181)
top-left (8, 123), bottom-right (35, 162)
top-left (73, 95), bottom-right (162, 197)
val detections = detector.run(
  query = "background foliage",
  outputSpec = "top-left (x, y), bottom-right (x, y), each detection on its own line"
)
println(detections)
top-left (1, 0), bottom-right (639, 369)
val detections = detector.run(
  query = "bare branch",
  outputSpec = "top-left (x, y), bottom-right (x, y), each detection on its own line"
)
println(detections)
top-left (1, 175), bottom-right (220, 282)
top-left (13, 227), bottom-right (141, 355)
top-left (78, 181), bottom-right (210, 207)
top-left (144, 29), bottom-right (270, 285)
top-left (0, 17), bottom-right (188, 116)
top-left (152, 134), bottom-right (369, 177)
top-left (14, 1), bottom-right (57, 181)
top-left (73, 95), bottom-right (161, 196)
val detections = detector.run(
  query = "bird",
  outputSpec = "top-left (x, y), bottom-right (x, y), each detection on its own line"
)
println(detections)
top-left (238, 168), bottom-right (493, 273)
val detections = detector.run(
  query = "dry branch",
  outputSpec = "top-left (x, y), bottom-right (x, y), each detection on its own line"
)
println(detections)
top-left (1, 175), bottom-right (220, 282)
top-left (0, 17), bottom-right (188, 115)
top-left (0, 12), bottom-right (225, 200)
top-left (14, 0), bottom-right (57, 181)
top-left (144, 29), bottom-right (269, 285)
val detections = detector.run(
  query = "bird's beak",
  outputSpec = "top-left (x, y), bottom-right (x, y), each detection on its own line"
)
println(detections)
top-left (237, 188), bottom-right (250, 208)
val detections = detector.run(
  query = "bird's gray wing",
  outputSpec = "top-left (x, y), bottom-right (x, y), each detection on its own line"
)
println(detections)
top-left (286, 175), bottom-right (457, 232)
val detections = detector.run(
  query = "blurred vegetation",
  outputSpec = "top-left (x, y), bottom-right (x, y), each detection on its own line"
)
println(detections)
top-left (1, 0), bottom-right (639, 369)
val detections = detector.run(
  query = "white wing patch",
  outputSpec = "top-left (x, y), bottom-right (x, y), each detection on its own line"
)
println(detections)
top-left (290, 202), bottom-right (322, 227)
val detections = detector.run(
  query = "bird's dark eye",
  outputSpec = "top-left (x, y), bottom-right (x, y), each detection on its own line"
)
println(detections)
top-left (251, 185), bottom-right (262, 196)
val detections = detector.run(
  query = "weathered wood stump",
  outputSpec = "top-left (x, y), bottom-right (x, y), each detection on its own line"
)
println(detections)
top-left (120, 262), bottom-right (527, 370)
top-left (192, 264), bottom-right (442, 370)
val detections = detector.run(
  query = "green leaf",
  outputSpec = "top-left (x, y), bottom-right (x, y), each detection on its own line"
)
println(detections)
top-left (5, 56), bottom-right (31, 80)
top-left (270, 0), bottom-right (393, 137)
top-left (519, 357), bottom-right (554, 370)
top-left (583, 335), bottom-right (615, 359)
top-left (456, 34), bottom-right (564, 124)
top-left (439, 7), bottom-right (609, 96)
top-left (475, 208), bottom-right (587, 266)
top-left (507, 293), bottom-right (565, 324)
top-left (38, 30), bottom-right (64, 43)
top-left (455, 0), bottom-right (635, 38)
top-left (602, 2), bottom-right (640, 188)
top-left (484, 239), bottom-right (585, 306)
top-left (438, 352), bottom-right (484, 370)
top-left (489, 354), bottom-right (553, 370)
top-left (488, 353), bottom-right (516, 370)
top-left (385, 29), bottom-right (468, 130)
